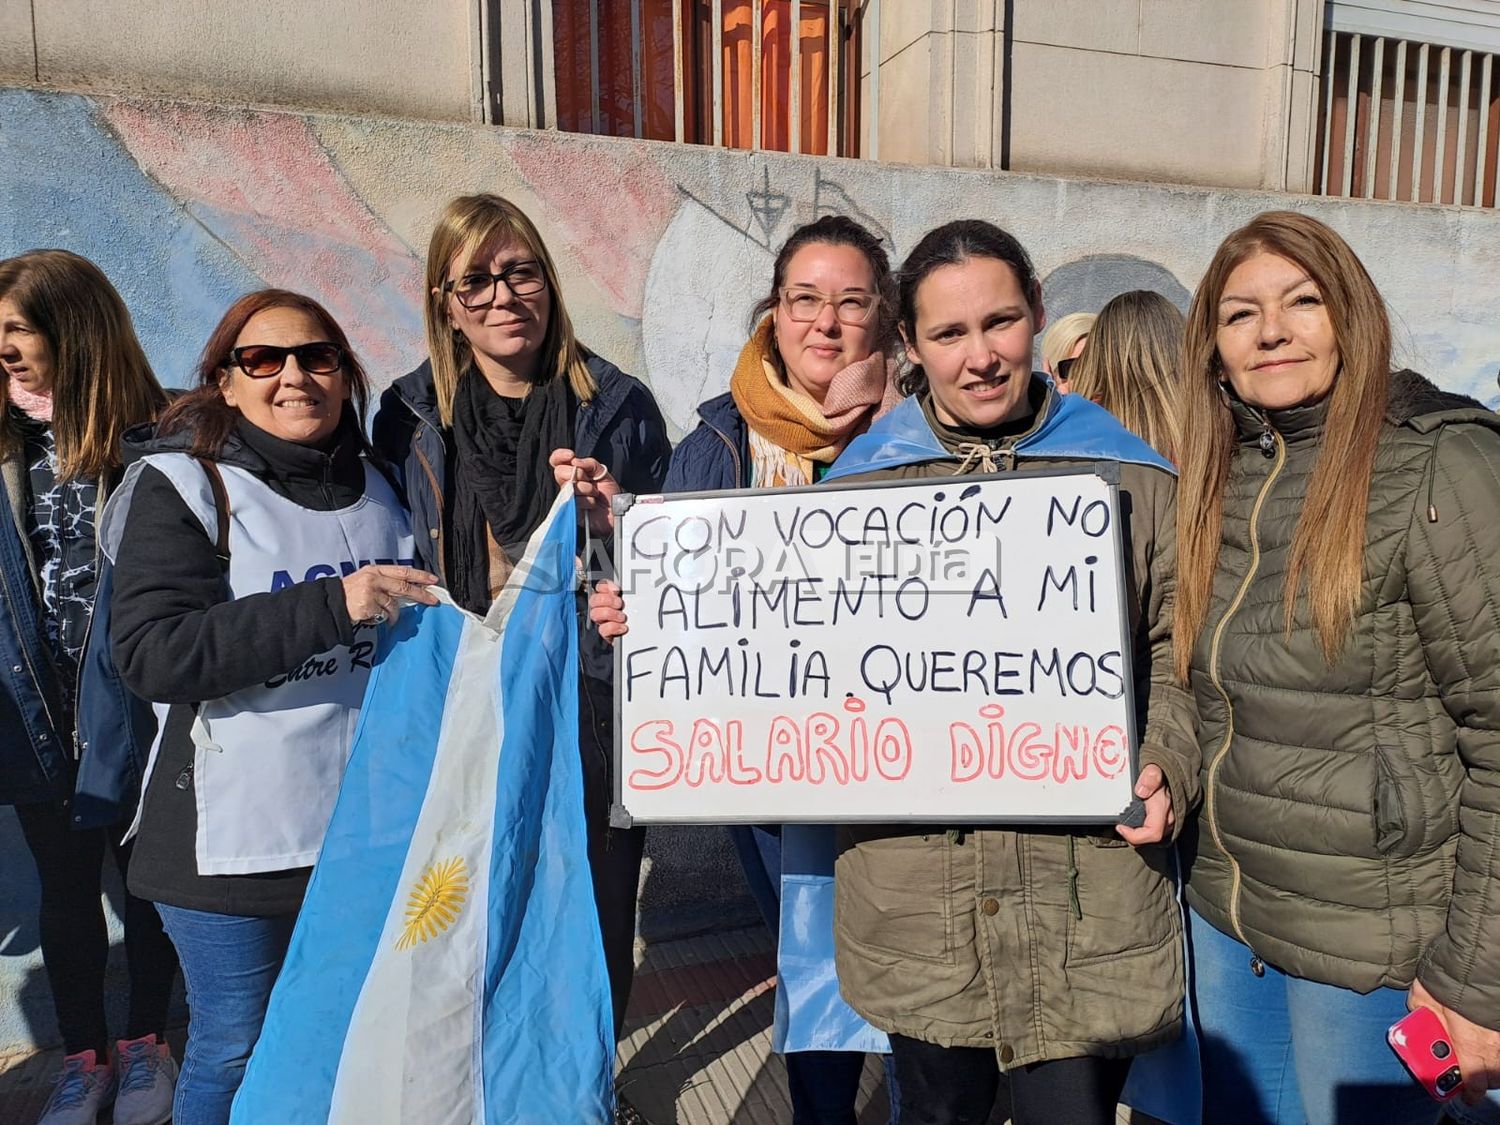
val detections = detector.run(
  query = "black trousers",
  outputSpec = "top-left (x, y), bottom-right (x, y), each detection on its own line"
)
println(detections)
top-left (14, 799), bottom-right (179, 1056)
top-left (888, 1033), bottom-right (1132, 1125)
top-left (585, 811), bottom-right (646, 1038)
top-left (581, 681), bottom-right (646, 1038)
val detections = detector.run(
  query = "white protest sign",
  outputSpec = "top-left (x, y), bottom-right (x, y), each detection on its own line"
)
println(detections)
top-left (611, 467), bottom-right (1138, 824)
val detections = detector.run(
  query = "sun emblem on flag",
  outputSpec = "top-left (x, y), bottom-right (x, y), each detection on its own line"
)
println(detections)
top-left (396, 856), bottom-right (470, 951)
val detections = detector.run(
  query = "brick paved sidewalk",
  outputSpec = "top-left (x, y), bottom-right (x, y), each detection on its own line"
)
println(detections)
top-left (0, 923), bottom-right (1158, 1124)
top-left (617, 925), bottom-right (1155, 1125)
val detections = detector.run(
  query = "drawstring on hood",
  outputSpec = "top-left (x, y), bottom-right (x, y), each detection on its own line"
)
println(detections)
top-left (952, 441), bottom-right (1001, 475)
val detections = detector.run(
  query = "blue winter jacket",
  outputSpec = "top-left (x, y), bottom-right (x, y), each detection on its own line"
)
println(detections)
top-left (0, 456), bottom-right (155, 827)
top-left (662, 392), bottom-right (747, 493)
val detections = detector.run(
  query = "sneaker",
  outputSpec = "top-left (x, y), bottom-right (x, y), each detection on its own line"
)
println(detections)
top-left (112, 1035), bottom-right (178, 1125)
top-left (615, 1091), bottom-right (649, 1125)
top-left (35, 1049), bottom-right (115, 1125)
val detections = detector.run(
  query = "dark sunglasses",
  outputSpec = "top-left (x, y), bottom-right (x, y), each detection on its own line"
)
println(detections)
top-left (1054, 356), bottom-right (1078, 383)
top-left (229, 342), bottom-right (345, 379)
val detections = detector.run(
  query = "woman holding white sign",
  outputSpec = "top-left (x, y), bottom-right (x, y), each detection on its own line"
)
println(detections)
top-left (821, 220), bottom-right (1199, 1125)
top-left (1175, 211), bottom-right (1500, 1123)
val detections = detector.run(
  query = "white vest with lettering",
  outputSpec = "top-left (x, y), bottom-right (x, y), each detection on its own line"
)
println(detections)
top-left (107, 452), bottom-right (415, 875)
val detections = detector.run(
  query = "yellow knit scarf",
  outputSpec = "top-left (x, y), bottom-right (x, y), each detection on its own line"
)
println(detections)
top-left (728, 318), bottom-right (898, 465)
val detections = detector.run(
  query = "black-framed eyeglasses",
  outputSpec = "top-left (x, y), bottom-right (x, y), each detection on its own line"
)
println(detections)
top-left (779, 286), bottom-right (878, 325)
top-left (229, 342), bottom-right (345, 379)
top-left (1054, 356), bottom-right (1079, 383)
top-left (443, 260), bottom-right (547, 309)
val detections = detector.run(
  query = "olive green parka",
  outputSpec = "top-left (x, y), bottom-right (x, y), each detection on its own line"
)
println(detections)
top-left (832, 383), bottom-right (1200, 1068)
top-left (1186, 370), bottom-right (1500, 1031)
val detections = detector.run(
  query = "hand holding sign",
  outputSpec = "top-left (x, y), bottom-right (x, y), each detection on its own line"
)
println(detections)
top-left (1115, 763), bottom-right (1172, 845)
top-left (589, 580), bottom-right (628, 642)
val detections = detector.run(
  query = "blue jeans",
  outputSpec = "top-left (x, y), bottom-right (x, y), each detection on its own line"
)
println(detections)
top-left (1189, 908), bottom-right (1435, 1125)
top-left (156, 904), bottom-right (296, 1125)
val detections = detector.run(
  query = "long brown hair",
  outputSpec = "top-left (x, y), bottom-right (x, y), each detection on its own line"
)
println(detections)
top-left (0, 250), bottom-right (166, 480)
top-left (156, 289), bottom-right (371, 457)
top-left (1069, 290), bottom-right (1184, 461)
top-left (1174, 211), bottom-right (1391, 679)
top-left (423, 194), bottom-right (596, 426)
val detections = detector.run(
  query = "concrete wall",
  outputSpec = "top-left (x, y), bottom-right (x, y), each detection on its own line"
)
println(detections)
top-left (1, 0), bottom-right (1331, 192)
top-left (0, 0), bottom-right (475, 119)
top-left (2, 85), bottom-right (1500, 1052)
top-left (876, 0), bottom-right (1327, 192)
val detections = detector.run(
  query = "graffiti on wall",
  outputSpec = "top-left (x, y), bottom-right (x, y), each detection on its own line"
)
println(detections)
top-left (3, 88), bottom-right (1497, 438)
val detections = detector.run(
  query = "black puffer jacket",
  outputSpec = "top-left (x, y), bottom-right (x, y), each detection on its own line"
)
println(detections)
top-left (112, 415), bottom-right (367, 915)
top-left (1185, 371), bottom-right (1500, 1030)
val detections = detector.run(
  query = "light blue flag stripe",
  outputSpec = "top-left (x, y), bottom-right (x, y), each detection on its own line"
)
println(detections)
top-left (230, 601), bottom-right (465, 1123)
top-left (480, 501), bottom-right (613, 1123)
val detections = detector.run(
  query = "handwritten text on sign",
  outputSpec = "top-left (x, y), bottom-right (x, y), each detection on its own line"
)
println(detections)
top-left (612, 469), bottom-right (1136, 823)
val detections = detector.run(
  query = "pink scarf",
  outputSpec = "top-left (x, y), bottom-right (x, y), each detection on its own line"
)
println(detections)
top-left (9, 384), bottom-right (53, 421)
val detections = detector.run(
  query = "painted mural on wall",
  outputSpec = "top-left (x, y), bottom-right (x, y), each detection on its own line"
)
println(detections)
top-left (3, 87), bottom-right (1498, 439)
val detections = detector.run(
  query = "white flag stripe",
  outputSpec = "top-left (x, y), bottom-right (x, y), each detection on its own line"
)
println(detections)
top-left (326, 612), bottom-right (502, 1124)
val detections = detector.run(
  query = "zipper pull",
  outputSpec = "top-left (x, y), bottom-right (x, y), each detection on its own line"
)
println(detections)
top-left (174, 765), bottom-right (194, 790)
top-left (1258, 426), bottom-right (1276, 459)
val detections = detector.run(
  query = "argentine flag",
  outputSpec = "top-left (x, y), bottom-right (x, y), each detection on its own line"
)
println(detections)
top-left (231, 488), bottom-right (613, 1124)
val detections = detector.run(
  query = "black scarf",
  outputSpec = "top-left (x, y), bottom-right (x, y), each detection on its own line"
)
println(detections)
top-left (448, 367), bottom-right (575, 614)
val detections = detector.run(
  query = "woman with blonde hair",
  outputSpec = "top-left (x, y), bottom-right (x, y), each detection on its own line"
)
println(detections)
top-left (1175, 210), bottom-right (1500, 1122)
top-left (1039, 309), bottom-right (1094, 391)
top-left (1067, 289), bottom-right (1183, 461)
top-left (0, 249), bottom-right (180, 1125)
top-left (373, 194), bottom-right (670, 1036)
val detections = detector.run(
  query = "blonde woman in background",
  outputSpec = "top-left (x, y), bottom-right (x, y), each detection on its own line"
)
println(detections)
top-left (1039, 309), bottom-right (1094, 392)
top-left (1067, 290), bottom-right (1183, 462)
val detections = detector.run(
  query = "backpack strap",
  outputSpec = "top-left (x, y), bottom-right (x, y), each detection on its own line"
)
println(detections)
top-left (192, 456), bottom-right (231, 570)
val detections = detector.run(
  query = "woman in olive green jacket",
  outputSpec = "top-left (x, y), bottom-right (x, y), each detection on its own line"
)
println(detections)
top-left (1176, 211), bottom-right (1500, 1123)
top-left (823, 221), bottom-right (1199, 1125)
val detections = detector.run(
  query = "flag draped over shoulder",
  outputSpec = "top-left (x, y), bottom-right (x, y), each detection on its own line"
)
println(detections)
top-left (231, 488), bottom-right (613, 1125)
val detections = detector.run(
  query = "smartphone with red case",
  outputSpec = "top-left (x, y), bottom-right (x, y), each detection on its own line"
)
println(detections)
top-left (1389, 1007), bottom-right (1464, 1102)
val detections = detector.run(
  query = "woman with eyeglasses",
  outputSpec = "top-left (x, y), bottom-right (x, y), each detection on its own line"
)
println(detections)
top-left (0, 249), bottom-right (180, 1125)
top-left (371, 194), bottom-right (670, 1042)
top-left (105, 289), bottom-right (438, 1125)
top-left (590, 214), bottom-right (901, 1124)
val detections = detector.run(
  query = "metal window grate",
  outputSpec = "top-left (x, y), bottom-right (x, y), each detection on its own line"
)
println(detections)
top-left (550, 0), bottom-right (871, 158)
top-left (1317, 29), bottom-right (1500, 206)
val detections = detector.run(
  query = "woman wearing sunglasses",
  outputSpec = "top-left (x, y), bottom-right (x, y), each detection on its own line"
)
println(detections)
top-left (104, 289), bottom-right (437, 1125)
top-left (1039, 310), bottom-right (1093, 393)
top-left (372, 194), bottom-right (670, 1041)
